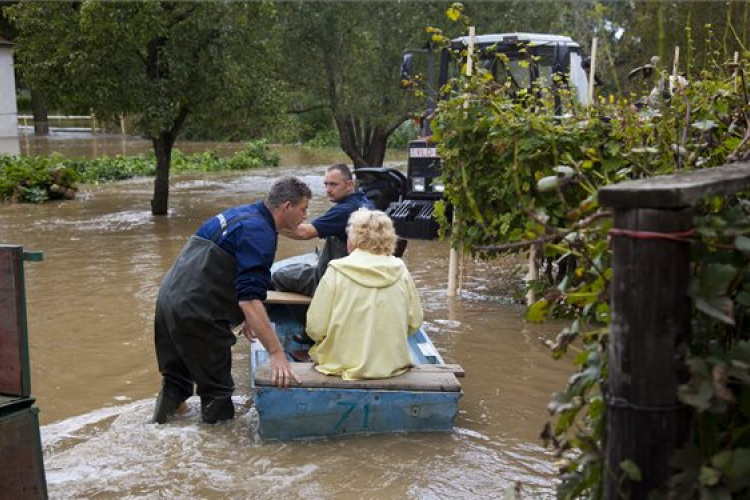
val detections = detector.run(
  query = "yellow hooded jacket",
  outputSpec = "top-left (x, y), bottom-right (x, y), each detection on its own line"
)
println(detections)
top-left (306, 248), bottom-right (424, 380)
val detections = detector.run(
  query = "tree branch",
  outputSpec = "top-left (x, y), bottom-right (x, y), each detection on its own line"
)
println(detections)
top-left (384, 115), bottom-right (410, 137)
top-left (167, 105), bottom-right (190, 145)
top-left (286, 104), bottom-right (329, 115)
top-left (164, 3), bottom-right (197, 29)
top-left (474, 211), bottom-right (612, 253)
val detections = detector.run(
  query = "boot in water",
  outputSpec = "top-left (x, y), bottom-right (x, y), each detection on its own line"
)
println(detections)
top-left (201, 396), bottom-right (235, 424)
top-left (153, 389), bottom-right (184, 424)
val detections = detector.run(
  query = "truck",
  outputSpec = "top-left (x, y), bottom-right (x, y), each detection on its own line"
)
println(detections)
top-left (355, 32), bottom-right (593, 240)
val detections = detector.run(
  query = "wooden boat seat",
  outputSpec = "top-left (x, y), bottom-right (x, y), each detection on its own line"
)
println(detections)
top-left (255, 362), bottom-right (462, 392)
top-left (265, 290), bottom-right (312, 305)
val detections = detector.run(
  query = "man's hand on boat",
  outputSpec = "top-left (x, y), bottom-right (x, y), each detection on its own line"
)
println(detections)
top-left (239, 299), bottom-right (302, 388)
top-left (268, 351), bottom-right (302, 388)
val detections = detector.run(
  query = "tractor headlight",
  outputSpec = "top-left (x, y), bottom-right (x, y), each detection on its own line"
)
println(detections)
top-left (432, 181), bottom-right (445, 193)
top-left (412, 176), bottom-right (426, 192)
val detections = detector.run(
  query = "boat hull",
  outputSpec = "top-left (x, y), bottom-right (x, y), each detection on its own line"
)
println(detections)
top-left (255, 385), bottom-right (461, 440)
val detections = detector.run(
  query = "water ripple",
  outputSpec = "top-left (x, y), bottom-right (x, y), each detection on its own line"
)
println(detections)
top-left (35, 210), bottom-right (155, 232)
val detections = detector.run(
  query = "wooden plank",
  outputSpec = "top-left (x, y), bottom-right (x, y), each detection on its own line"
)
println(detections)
top-left (411, 363), bottom-right (465, 378)
top-left (265, 290), bottom-right (312, 305)
top-left (256, 363), bottom-right (461, 392)
top-left (598, 162), bottom-right (750, 209)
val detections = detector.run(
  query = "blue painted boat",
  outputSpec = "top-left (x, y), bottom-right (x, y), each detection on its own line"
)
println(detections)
top-left (250, 286), bottom-right (463, 441)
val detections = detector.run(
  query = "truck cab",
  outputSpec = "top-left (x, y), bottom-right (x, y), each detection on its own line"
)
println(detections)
top-left (356, 32), bottom-right (591, 239)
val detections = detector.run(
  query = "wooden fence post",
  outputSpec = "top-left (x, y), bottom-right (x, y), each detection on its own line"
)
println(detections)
top-left (599, 163), bottom-right (750, 498)
top-left (605, 207), bottom-right (691, 498)
top-left (447, 26), bottom-right (476, 297)
top-left (588, 37), bottom-right (598, 105)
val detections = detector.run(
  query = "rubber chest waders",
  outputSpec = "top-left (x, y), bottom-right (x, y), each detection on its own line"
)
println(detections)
top-left (155, 214), bottom-right (262, 403)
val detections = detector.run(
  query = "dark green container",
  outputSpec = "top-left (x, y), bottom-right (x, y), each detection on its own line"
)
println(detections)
top-left (0, 245), bottom-right (47, 498)
top-left (0, 403), bottom-right (47, 499)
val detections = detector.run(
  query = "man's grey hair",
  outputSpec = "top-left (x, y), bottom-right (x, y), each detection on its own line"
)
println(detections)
top-left (266, 176), bottom-right (312, 208)
top-left (327, 163), bottom-right (353, 181)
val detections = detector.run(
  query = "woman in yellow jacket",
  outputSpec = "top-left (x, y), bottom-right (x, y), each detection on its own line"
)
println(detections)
top-left (306, 208), bottom-right (423, 380)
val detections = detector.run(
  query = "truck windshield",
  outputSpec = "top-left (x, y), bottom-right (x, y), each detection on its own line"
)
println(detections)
top-left (446, 46), bottom-right (557, 91)
top-left (498, 57), bottom-right (532, 88)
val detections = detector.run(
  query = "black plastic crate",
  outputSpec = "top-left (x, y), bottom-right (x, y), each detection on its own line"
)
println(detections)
top-left (386, 200), bottom-right (440, 240)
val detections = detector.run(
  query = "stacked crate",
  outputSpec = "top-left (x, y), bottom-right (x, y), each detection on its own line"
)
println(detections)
top-left (0, 245), bottom-right (47, 499)
top-left (386, 200), bottom-right (440, 240)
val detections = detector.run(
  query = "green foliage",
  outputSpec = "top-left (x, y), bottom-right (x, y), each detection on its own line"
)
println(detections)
top-left (276, 1), bottom-right (451, 165)
top-left (66, 156), bottom-right (155, 184)
top-left (290, 101), bottom-right (335, 144)
top-left (0, 140), bottom-right (278, 203)
top-left (5, 1), bottom-right (283, 213)
top-left (16, 93), bottom-right (31, 113)
top-left (654, 200), bottom-right (750, 499)
top-left (224, 140), bottom-right (281, 170)
top-left (304, 129), bottom-right (340, 149)
top-left (6, 1), bottom-right (280, 136)
top-left (0, 154), bottom-right (79, 203)
top-left (432, 15), bottom-right (750, 498)
top-left (387, 121), bottom-right (420, 149)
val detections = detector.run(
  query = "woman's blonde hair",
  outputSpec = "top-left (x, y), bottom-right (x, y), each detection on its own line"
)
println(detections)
top-left (347, 208), bottom-right (397, 256)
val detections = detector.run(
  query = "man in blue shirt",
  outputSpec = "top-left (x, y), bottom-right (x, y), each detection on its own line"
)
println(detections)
top-left (274, 164), bottom-right (374, 296)
top-left (153, 176), bottom-right (312, 425)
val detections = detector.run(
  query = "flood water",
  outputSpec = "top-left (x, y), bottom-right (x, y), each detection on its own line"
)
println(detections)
top-left (1, 136), bottom-right (573, 499)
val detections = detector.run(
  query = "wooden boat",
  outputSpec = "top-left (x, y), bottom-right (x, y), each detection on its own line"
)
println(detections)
top-left (250, 290), bottom-right (463, 441)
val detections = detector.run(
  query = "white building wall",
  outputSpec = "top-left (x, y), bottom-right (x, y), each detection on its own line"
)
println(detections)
top-left (0, 46), bottom-right (19, 138)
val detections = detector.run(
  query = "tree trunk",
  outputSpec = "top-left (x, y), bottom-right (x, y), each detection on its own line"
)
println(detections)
top-left (335, 114), bottom-right (399, 168)
top-left (151, 133), bottom-right (174, 216)
top-left (365, 133), bottom-right (387, 167)
top-left (30, 89), bottom-right (49, 136)
top-left (149, 105), bottom-right (189, 216)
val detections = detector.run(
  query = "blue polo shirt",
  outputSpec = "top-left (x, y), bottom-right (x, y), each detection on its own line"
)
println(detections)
top-left (311, 191), bottom-right (374, 241)
top-left (195, 200), bottom-right (277, 302)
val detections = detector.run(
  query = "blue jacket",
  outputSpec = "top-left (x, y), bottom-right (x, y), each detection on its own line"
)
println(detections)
top-left (195, 201), bottom-right (276, 302)
top-left (311, 191), bottom-right (374, 242)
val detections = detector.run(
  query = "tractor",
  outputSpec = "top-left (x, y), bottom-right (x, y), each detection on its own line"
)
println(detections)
top-left (356, 32), bottom-right (592, 239)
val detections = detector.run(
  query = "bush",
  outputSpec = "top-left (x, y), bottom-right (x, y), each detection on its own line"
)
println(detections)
top-left (0, 154), bottom-right (79, 203)
top-left (69, 156), bottom-right (155, 183)
top-left (304, 129), bottom-right (340, 149)
top-left (168, 140), bottom-right (280, 172)
top-left (0, 139), bottom-right (280, 203)
top-left (227, 139), bottom-right (281, 170)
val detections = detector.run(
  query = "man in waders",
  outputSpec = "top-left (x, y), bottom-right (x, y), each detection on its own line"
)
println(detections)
top-left (153, 176), bottom-right (312, 424)
top-left (273, 164), bottom-right (374, 297)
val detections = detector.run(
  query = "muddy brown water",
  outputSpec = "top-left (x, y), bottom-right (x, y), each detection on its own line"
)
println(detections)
top-left (1, 137), bottom-right (573, 499)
